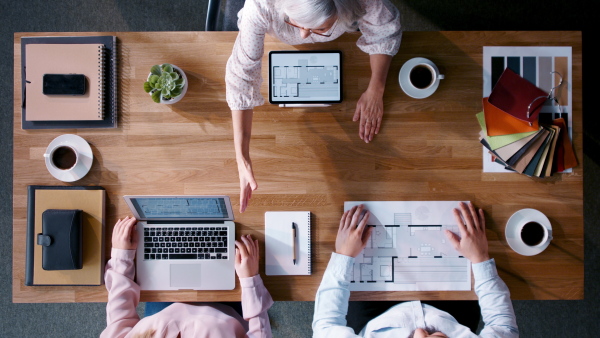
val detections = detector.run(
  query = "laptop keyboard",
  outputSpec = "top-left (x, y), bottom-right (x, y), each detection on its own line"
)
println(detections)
top-left (143, 226), bottom-right (229, 260)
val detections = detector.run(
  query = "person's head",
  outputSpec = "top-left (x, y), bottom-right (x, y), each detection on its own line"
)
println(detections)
top-left (408, 326), bottom-right (447, 338)
top-left (277, 0), bottom-right (365, 38)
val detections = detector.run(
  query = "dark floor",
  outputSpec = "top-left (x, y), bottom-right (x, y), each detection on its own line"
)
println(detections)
top-left (1, 1), bottom-right (598, 337)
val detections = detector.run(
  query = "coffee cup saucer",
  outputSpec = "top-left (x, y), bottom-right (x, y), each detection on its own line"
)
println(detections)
top-left (399, 57), bottom-right (441, 99)
top-left (505, 208), bottom-right (552, 256)
top-left (44, 134), bottom-right (93, 182)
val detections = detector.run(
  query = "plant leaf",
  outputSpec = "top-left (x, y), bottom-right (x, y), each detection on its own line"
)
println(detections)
top-left (143, 82), bottom-right (153, 93)
top-left (149, 75), bottom-right (159, 85)
top-left (162, 64), bottom-right (173, 73)
top-left (170, 72), bottom-right (179, 80)
top-left (171, 87), bottom-right (182, 97)
top-left (150, 65), bottom-right (162, 76)
top-left (161, 88), bottom-right (169, 96)
top-left (151, 90), bottom-right (161, 103)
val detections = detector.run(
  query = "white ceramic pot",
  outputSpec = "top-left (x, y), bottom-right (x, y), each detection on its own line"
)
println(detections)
top-left (147, 64), bottom-right (188, 104)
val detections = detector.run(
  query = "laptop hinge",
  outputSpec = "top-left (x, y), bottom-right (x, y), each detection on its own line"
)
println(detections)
top-left (146, 220), bottom-right (226, 225)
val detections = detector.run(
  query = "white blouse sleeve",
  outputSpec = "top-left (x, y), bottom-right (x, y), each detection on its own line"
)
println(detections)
top-left (356, 0), bottom-right (402, 56)
top-left (225, 0), bottom-right (271, 111)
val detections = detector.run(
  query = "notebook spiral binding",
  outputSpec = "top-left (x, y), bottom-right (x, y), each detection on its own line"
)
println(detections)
top-left (97, 45), bottom-right (105, 119)
top-left (109, 37), bottom-right (117, 126)
top-left (307, 212), bottom-right (311, 274)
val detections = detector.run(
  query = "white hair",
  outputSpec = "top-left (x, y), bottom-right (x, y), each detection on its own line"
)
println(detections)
top-left (276, 0), bottom-right (365, 33)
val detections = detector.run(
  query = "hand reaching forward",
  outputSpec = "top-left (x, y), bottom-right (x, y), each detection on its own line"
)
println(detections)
top-left (111, 216), bottom-right (138, 250)
top-left (445, 202), bottom-right (490, 264)
top-left (335, 205), bottom-right (373, 258)
top-left (235, 234), bottom-right (260, 278)
top-left (238, 159), bottom-right (258, 213)
top-left (353, 88), bottom-right (384, 143)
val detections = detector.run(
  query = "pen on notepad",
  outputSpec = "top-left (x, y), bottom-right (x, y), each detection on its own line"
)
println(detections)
top-left (292, 222), bottom-right (297, 265)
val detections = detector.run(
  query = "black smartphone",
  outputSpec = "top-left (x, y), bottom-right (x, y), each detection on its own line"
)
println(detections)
top-left (42, 74), bottom-right (87, 95)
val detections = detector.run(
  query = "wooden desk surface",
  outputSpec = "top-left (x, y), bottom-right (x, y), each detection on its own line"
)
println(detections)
top-left (13, 31), bottom-right (583, 303)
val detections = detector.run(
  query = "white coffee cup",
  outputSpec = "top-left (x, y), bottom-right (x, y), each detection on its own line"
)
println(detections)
top-left (44, 144), bottom-right (79, 171)
top-left (505, 208), bottom-right (553, 256)
top-left (399, 57), bottom-right (444, 99)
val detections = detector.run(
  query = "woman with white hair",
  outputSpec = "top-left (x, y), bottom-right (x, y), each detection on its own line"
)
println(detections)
top-left (226, 0), bottom-right (402, 212)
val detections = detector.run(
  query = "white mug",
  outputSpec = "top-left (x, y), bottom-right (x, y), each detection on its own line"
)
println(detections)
top-left (399, 57), bottom-right (444, 99)
top-left (517, 220), bottom-right (552, 248)
top-left (44, 144), bottom-right (79, 172)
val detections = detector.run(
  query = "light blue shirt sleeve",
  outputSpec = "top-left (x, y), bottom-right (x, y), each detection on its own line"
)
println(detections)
top-left (473, 259), bottom-right (519, 337)
top-left (312, 252), bottom-right (359, 338)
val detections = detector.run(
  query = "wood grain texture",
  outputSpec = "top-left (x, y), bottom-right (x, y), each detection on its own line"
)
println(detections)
top-left (13, 31), bottom-right (583, 302)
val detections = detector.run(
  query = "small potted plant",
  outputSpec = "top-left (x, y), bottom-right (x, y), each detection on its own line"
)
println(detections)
top-left (143, 63), bottom-right (188, 104)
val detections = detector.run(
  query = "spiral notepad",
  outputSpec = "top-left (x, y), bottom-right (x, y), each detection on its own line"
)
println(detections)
top-left (265, 211), bottom-right (311, 275)
top-left (24, 43), bottom-right (106, 121)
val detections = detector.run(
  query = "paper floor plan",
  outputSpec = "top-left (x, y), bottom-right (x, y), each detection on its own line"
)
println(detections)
top-left (344, 201), bottom-right (472, 291)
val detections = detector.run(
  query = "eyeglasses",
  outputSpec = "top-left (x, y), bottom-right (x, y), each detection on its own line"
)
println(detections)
top-left (527, 71), bottom-right (564, 122)
top-left (284, 17), bottom-right (338, 37)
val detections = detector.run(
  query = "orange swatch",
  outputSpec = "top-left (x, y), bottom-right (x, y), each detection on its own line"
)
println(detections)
top-left (483, 97), bottom-right (539, 136)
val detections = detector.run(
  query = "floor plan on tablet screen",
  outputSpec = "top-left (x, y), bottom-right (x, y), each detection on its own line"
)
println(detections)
top-left (344, 201), bottom-right (471, 291)
top-left (269, 52), bottom-right (341, 102)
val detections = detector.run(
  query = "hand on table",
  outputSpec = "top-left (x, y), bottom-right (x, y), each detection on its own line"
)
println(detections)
top-left (111, 216), bottom-right (138, 250)
top-left (237, 159), bottom-right (258, 213)
top-left (353, 88), bottom-right (384, 143)
top-left (445, 202), bottom-right (490, 264)
top-left (235, 234), bottom-right (260, 278)
top-left (335, 205), bottom-right (373, 258)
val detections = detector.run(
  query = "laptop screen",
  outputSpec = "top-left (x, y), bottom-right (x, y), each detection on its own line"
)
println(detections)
top-left (125, 196), bottom-right (234, 221)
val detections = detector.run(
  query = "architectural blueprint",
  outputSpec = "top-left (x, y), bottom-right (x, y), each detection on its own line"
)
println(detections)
top-left (344, 201), bottom-right (472, 291)
top-left (269, 52), bottom-right (340, 102)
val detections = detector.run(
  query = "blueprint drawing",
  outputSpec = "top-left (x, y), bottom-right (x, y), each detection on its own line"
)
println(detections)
top-left (344, 201), bottom-right (472, 291)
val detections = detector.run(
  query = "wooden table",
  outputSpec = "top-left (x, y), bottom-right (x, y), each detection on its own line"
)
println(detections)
top-left (13, 31), bottom-right (583, 302)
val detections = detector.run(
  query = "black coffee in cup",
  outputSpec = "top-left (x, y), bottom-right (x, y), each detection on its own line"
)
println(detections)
top-left (52, 146), bottom-right (77, 170)
top-left (409, 65), bottom-right (434, 89)
top-left (520, 222), bottom-right (545, 246)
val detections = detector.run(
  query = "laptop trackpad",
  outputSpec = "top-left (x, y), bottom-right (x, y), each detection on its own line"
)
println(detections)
top-left (170, 264), bottom-right (201, 288)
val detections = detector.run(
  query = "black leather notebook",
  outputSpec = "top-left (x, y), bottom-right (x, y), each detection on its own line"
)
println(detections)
top-left (38, 209), bottom-right (83, 270)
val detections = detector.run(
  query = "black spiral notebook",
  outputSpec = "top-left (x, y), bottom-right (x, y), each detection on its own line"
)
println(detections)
top-left (20, 35), bottom-right (118, 129)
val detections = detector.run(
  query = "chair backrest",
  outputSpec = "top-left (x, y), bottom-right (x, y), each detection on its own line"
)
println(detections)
top-left (205, 0), bottom-right (246, 31)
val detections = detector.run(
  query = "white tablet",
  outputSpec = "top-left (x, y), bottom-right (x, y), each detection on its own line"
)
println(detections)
top-left (269, 50), bottom-right (342, 104)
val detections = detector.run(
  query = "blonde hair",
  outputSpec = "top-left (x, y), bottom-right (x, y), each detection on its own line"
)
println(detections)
top-left (276, 0), bottom-right (365, 34)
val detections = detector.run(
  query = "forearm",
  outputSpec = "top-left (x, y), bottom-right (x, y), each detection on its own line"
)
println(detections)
top-left (474, 259), bottom-right (519, 337)
top-left (367, 54), bottom-right (393, 94)
top-left (241, 275), bottom-right (274, 338)
top-left (232, 109), bottom-right (254, 162)
top-left (312, 253), bottom-right (357, 337)
top-left (101, 249), bottom-right (141, 338)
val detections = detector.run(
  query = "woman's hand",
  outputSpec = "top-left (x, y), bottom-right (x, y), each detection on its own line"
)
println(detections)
top-left (238, 158), bottom-right (258, 213)
top-left (235, 234), bottom-right (260, 278)
top-left (353, 88), bottom-right (384, 143)
top-left (445, 202), bottom-right (490, 264)
top-left (111, 216), bottom-right (138, 250)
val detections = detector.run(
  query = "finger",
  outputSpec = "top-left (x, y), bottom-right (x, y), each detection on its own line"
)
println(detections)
top-left (235, 247), bottom-right (241, 265)
top-left (235, 240), bottom-right (249, 258)
top-left (467, 202), bottom-right (480, 231)
top-left (460, 202), bottom-right (475, 232)
top-left (445, 230), bottom-right (460, 250)
top-left (359, 119), bottom-right (366, 141)
top-left (453, 208), bottom-right (468, 236)
top-left (344, 206), bottom-right (359, 229)
top-left (367, 121), bottom-right (376, 142)
top-left (353, 105), bottom-right (361, 122)
top-left (356, 210), bottom-right (370, 233)
top-left (350, 205), bottom-right (364, 228)
top-left (241, 235), bottom-right (254, 257)
top-left (374, 117), bottom-right (382, 135)
top-left (361, 222), bottom-right (374, 243)
top-left (339, 209), bottom-right (351, 230)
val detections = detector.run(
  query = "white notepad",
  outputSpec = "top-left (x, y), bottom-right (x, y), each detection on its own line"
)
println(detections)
top-left (265, 211), bottom-right (311, 275)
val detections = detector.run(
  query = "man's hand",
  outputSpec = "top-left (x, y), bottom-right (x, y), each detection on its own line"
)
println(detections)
top-left (111, 216), bottom-right (138, 250)
top-left (237, 159), bottom-right (258, 213)
top-left (353, 88), bottom-right (384, 143)
top-left (335, 205), bottom-right (373, 257)
top-left (235, 234), bottom-right (260, 278)
top-left (445, 202), bottom-right (490, 264)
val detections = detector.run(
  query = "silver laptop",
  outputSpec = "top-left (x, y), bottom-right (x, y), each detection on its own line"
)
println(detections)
top-left (123, 195), bottom-right (235, 290)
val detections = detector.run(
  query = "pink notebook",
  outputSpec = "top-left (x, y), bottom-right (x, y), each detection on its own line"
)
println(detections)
top-left (25, 44), bottom-right (105, 121)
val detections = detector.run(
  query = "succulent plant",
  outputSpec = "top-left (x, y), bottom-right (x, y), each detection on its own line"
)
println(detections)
top-left (143, 63), bottom-right (186, 103)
